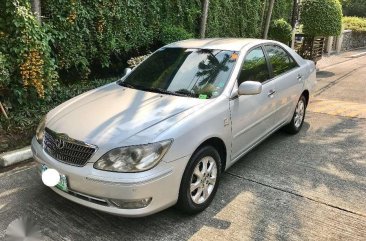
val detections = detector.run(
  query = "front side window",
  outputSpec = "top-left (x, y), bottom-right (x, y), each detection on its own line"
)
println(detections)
top-left (238, 47), bottom-right (270, 85)
top-left (119, 48), bottom-right (238, 99)
top-left (264, 45), bottom-right (298, 77)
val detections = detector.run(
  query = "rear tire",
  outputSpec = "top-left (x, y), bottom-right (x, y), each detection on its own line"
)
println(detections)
top-left (283, 95), bottom-right (307, 134)
top-left (176, 146), bottom-right (221, 214)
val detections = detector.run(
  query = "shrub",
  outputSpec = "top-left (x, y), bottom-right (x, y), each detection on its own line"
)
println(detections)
top-left (268, 18), bottom-right (292, 43)
top-left (343, 16), bottom-right (366, 32)
top-left (301, 0), bottom-right (343, 36)
top-left (161, 25), bottom-right (194, 44)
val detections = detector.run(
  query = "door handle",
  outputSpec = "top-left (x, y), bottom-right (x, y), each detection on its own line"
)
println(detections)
top-left (297, 74), bottom-right (303, 81)
top-left (268, 90), bottom-right (276, 97)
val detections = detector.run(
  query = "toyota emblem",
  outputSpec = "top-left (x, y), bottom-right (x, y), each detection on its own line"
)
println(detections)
top-left (55, 138), bottom-right (65, 149)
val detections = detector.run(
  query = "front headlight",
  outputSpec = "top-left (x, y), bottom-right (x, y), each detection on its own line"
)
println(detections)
top-left (94, 139), bottom-right (173, 173)
top-left (36, 116), bottom-right (46, 144)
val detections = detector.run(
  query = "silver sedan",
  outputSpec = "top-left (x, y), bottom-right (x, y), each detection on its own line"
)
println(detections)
top-left (31, 38), bottom-right (316, 217)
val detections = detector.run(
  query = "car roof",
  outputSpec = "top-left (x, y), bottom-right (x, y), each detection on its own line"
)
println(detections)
top-left (165, 38), bottom-right (275, 51)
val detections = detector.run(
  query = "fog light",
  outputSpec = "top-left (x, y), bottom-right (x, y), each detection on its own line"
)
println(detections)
top-left (108, 198), bottom-right (152, 209)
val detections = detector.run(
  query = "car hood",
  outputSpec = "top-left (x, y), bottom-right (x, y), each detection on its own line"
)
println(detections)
top-left (47, 83), bottom-right (205, 147)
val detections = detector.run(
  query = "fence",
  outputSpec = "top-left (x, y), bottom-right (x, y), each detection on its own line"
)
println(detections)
top-left (294, 34), bottom-right (325, 63)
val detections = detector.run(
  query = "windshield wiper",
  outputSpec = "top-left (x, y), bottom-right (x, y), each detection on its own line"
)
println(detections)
top-left (174, 90), bottom-right (198, 98)
top-left (143, 87), bottom-right (189, 97)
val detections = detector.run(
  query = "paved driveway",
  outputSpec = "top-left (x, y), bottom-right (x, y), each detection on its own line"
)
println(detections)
top-left (0, 54), bottom-right (365, 241)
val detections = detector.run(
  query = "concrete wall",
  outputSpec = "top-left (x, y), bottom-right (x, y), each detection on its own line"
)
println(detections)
top-left (341, 30), bottom-right (366, 51)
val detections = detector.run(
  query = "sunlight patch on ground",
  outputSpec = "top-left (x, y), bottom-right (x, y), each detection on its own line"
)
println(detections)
top-left (308, 99), bottom-right (366, 119)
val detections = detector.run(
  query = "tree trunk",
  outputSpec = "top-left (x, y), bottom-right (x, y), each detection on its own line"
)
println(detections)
top-left (260, 0), bottom-right (268, 33)
top-left (262, 0), bottom-right (275, 39)
top-left (291, 0), bottom-right (298, 29)
top-left (200, 0), bottom-right (210, 38)
top-left (291, 0), bottom-right (299, 48)
top-left (30, 0), bottom-right (42, 23)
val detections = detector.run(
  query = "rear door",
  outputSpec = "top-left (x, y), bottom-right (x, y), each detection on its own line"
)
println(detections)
top-left (230, 46), bottom-right (277, 160)
top-left (263, 44), bottom-right (304, 126)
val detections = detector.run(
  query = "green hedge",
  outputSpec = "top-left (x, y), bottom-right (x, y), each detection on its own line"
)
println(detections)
top-left (272, 0), bottom-right (294, 22)
top-left (0, 0), bottom-right (294, 108)
top-left (161, 25), bottom-right (194, 45)
top-left (343, 16), bottom-right (366, 32)
top-left (42, 0), bottom-right (201, 78)
top-left (301, 0), bottom-right (343, 36)
top-left (206, 0), bottom-right (262, 38)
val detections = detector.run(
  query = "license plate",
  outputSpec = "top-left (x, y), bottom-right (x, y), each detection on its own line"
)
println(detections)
top-left (41, 164), bottom-right (68, 192)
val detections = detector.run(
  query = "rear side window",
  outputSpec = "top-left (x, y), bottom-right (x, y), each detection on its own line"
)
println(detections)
top-left (238, 47), bottom-right (270, 85)
top-left (264, 45), bottom-right (298, 77)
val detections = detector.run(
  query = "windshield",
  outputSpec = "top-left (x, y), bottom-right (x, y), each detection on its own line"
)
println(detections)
top-left (119, 48), bottom-right (238, 99)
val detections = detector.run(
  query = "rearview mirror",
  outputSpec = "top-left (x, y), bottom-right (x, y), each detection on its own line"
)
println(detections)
top-left (123, 68), bottom-right (132, 76)
top-left (238, 81), bottom-right (262, 95)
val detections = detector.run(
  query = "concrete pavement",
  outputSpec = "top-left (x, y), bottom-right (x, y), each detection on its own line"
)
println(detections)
top-left (0, 54), bottom-right (365, 240)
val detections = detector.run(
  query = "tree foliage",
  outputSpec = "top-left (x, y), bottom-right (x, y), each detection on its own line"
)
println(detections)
top-left (268, 18), bottom-right (292, 43)
top-left (342, 0), bottom-right (366, 17)
top-left (272, 0), bottom-right (294, 22)
top-left (300, 0), bottom-right (343, 36)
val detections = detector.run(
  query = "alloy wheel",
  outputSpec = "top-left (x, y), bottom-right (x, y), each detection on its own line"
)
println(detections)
top-left (294, 99), bottom-right (305, 128)
top-left (190, 156), bottom-right (218, 204)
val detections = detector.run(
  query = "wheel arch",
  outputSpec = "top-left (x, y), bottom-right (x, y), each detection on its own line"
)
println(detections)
top-left (195, 137), bottom-right (227, 173)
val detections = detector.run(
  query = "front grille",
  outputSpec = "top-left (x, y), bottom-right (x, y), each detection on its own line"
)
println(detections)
top-left (43, 128), bottom-right (97, 166)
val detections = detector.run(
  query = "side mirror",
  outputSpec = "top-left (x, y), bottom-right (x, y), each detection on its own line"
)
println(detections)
top-left (238, 81), bottom-right (262, 95)
top-left (123, 68), bottom-right (132, 76)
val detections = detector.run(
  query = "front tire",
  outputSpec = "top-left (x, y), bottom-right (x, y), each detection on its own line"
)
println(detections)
top-left (176, 146), bottom-right (221, 214)
top-left (284, 95), bottom-right (307, 134)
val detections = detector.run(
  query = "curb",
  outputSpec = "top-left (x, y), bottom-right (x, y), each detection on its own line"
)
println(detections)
top-left (0, 146), bottom-right (32, 167)
top-left (350, 51), bottom-right (366, 58)
top-left (318, 50), bottom-right (366, 71)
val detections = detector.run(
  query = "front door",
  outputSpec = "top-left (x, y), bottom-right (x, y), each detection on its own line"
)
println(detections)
top-left (230, 46), bottom-right (277, 160)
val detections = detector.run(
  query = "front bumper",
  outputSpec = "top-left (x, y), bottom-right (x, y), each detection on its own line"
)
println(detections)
top-left (31, 137), bottom-right (189, 217)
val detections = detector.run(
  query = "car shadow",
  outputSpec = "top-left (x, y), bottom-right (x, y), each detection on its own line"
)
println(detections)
top-left (316, 71), bottom-right (335, 78)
